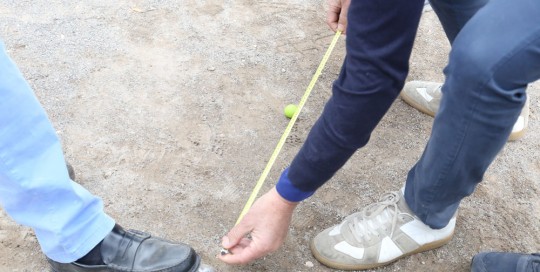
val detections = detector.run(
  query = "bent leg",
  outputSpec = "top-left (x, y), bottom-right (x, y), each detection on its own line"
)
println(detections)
top-left (405, 0), bottom-right (540, 228)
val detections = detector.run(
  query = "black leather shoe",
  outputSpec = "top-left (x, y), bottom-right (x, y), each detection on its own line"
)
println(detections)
top-left (47, 224), bottom-right (203, 272)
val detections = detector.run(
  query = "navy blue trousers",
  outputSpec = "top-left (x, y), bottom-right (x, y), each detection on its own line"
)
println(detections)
top-left (287, 0), bottom-right (540, 228)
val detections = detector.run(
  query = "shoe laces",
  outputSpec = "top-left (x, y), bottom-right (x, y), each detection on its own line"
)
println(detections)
top-left (348, 191), bottom-right (402, 243)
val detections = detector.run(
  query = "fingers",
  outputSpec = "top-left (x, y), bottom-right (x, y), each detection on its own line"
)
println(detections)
top-left (326, 0), bottom-right (349, 34)
top-left (337, 7), bottom-right (347, 32)
top-left (326, 0), bottom-right (341, 32)
top-left (221, 221), bottom-right (252, 250)
top-left (218, 238), bottom-right (263, 264)
top-left (219, 217), bottom-right (272, 264)
top-left (219, 219), bottom-right (260, 264)
top-left (218, 188), bottom-right (298, 265)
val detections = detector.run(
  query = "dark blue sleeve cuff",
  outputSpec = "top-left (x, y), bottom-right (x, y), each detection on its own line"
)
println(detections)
top-left (276, 168), bottom-right (315, 202)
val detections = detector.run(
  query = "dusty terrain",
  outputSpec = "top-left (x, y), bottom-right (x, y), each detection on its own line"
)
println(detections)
top-left (0, 1), bottom-right (538, 271)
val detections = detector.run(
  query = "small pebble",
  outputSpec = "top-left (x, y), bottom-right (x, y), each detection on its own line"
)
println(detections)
top-left (305, 261), bottom-right (314, 268)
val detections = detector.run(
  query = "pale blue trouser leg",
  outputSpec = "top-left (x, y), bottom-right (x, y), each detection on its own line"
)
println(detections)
top-left (0, 41), bottom-right (115, 262)
top-left (405, 0), bottom-right (540, 228)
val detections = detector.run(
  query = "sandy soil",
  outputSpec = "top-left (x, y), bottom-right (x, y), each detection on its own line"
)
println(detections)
top-left (0, 1), bottom-right (538, 271)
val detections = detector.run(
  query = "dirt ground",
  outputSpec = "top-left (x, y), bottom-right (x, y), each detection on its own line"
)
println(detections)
top-left (0, 1), bottom-right (539, 271)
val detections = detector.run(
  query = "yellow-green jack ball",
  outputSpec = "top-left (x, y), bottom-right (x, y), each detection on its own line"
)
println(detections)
top-left (284, 104), bottom-right (298, 118)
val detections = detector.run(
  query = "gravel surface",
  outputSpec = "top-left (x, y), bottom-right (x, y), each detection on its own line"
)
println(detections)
top-left (1, 1), bottom-right (539, 271)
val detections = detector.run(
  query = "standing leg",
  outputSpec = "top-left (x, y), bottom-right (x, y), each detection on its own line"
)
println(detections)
top-left (0, 41), bottom-right (212, 272)
top-left (0, 41), bottom-right (115, 263)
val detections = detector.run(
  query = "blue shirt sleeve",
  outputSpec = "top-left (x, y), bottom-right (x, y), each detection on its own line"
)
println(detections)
top-left (275, 168), bottom-right (315, 202)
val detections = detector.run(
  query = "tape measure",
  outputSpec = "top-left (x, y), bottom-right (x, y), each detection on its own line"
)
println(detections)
top-left (222, 30), bottom-right (342, 255)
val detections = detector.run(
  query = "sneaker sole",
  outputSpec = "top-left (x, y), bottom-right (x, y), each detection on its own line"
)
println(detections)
top-left (400, 93), bottom-right (436, 117)
top-left (310, 231), bottom-right (454, 271)
top-left (49, 254), bottom-right (201, 272)
top-left (508, 128), bottom-right (526, 141)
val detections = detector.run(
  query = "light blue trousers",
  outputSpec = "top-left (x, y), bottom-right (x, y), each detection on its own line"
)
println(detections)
top-left (0, 41), bottom-right (115, 263)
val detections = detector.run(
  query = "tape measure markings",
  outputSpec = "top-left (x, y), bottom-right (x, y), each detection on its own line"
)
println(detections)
top-left (234, 30), bottom-right (342, 225)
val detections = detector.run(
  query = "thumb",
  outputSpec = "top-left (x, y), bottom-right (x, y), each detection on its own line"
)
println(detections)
top-left (222, 220), bottom-right (252, 248)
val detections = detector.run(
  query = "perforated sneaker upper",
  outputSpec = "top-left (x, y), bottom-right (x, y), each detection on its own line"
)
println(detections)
top-left (311, 191), bottom-right (456, 270)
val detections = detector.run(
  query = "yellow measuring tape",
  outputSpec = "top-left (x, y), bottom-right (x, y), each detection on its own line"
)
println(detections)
top-left (234, 30), bottom-right (342, 225)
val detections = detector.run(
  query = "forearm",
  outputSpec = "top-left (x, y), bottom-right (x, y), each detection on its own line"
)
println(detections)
top-left (278, 0), bottom-right (424, 201)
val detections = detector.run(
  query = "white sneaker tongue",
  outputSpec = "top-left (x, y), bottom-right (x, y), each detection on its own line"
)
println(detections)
top-left (344, 215), bottom-right (386, 246)
top-left (342, 220), bottom-right (366, 246)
